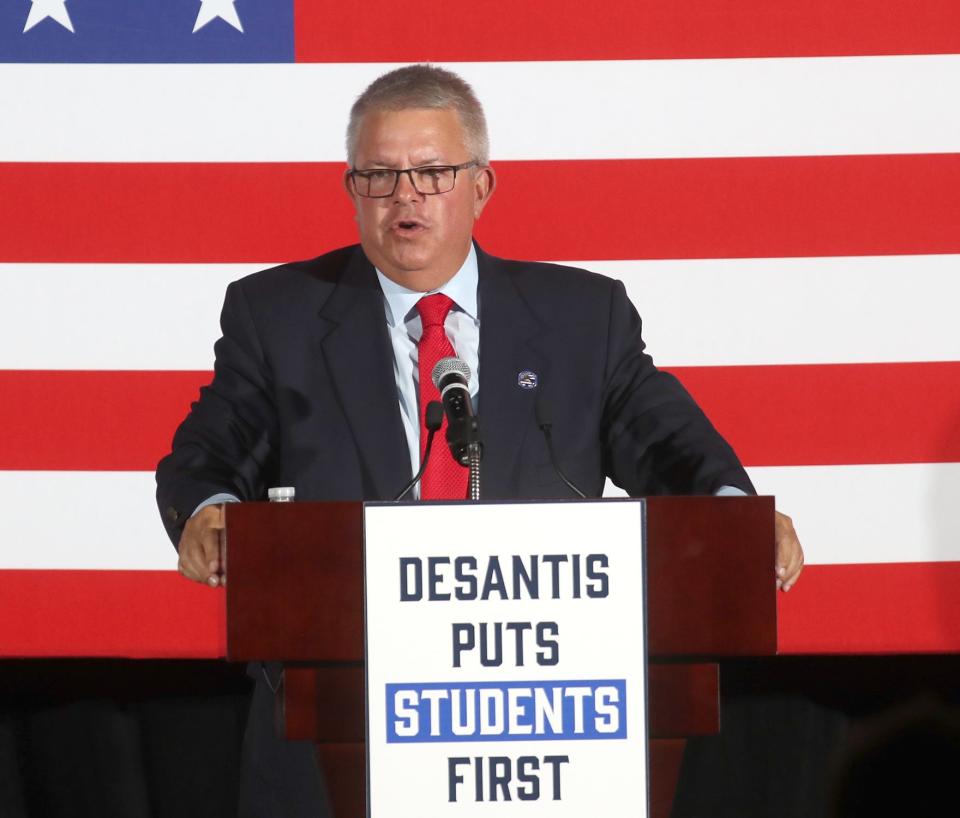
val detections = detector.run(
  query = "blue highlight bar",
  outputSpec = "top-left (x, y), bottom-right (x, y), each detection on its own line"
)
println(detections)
top-left (386, 679), bottom-right (628, 743)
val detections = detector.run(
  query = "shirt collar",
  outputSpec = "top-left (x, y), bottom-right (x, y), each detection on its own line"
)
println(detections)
top-left (376, 243), bottom-right (479, 327)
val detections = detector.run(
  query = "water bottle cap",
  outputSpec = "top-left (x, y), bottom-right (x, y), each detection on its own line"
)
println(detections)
top-left (268, 486), bottom-right (296, 501)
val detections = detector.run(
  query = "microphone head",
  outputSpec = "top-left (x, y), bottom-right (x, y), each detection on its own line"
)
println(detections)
top-left (425, 400), bottom-right (445, 431)
top-left (431, 356), bottom-right (471, 390)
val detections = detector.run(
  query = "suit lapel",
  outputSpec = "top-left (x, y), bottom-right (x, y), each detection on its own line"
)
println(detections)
top-left (316, 248), bottom-right (410, 499)
top-left (477, 248), bottom-right (549, 497)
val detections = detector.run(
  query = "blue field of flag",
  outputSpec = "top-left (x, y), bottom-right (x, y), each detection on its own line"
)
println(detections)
top-left (0, 0), bottom-right (294, 62)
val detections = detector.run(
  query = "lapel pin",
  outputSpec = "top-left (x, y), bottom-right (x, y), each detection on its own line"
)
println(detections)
top-left (517, 370), bottom-right (538, 390)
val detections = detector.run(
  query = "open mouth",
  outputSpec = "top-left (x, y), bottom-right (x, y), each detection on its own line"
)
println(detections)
top-left (392, 219), bottom-right (425, 235)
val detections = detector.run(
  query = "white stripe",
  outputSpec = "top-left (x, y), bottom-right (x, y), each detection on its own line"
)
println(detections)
top-left (603, 254), bottom-right (960, 367)
top-left (604, 462), bottom-right (960, 566)
top-left (2, 56), bottom-right (959, 161)
top-left (747, 463), bottom-right (960, 566)
top-left (2, 255), bottom-right (957, 370)
top-left (0, 263), bottom-right (259, 371)
top-left (4, 464), bottom-right (958, 569)
top-left (0, 471), bottom-right (177, 571)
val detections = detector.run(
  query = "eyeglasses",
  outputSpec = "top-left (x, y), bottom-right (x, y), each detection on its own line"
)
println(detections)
top-left (348, 161), bottom-right (480, 198)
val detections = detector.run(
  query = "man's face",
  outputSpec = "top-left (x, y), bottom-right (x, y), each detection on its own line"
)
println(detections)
top-left (345, 107), bottom-right (495, 291)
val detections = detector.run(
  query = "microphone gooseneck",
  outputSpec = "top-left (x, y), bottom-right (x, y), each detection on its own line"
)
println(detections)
top-left (392, 401), bottom-right (445, 501)
top-left (534, 396), bottom-right (587, 499)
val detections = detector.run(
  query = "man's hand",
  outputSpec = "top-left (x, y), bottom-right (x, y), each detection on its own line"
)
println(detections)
top-left (775, 510), bottom-right (804, 592)
top-left (177, 504), bottom-right (226, 588)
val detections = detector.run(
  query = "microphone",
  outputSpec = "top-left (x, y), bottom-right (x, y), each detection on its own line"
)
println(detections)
top-left (534, 396), bottom-right (587, 499)
top-left (431, 357), bottom-right (482, 465)
top-left (392, 401), bottom-right (444, 501)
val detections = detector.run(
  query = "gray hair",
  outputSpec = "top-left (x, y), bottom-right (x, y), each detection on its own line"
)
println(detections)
top-left (346, 64), bottom-right (490, 167)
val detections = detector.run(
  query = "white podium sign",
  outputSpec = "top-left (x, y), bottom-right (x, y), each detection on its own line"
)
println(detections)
top-left (364, 500), bottom-right (648, 818)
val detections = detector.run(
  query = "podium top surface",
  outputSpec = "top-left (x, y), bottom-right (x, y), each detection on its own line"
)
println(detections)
top-left (224, 496), bottom-right (777, 662)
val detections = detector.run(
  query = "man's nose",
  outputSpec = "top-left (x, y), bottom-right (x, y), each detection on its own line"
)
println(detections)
top-left (393, 170), bottom-right (422, 201)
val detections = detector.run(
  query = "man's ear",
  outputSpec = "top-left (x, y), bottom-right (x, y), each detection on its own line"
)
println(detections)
top-left (343, 169), bottom-right (360, 221)
top-left (473, 165), bottom-right (496, 219)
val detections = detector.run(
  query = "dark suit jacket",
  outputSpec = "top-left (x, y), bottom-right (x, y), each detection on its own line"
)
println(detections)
top-left (156, 242), bottom-right (752, 543)
top-left (154, 242), bottom-right (753, 815)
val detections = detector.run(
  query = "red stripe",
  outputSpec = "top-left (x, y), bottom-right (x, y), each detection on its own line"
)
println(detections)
top-left (778, 562), bottom-right (960, 654)
top-left (1, 363), bottom-right (958, 471)
top-left (0, 370), bottom-right (211, 471)
top-left (481, 155), bottom-right (960, 261)
top-left (0, 570), bottom-right (225, 658)
top-left (294, 0), bottom-right (960, 62)
top-left (0, 162), bottom-right (355, 264)
top-left (3, 155), bottom-right (959, 263)
top-left (670, 361), bottom-right (960, 467)
top-left (1, 564), bottom-right (957, 657)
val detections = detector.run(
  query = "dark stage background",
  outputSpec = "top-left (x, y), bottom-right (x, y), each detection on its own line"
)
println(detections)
top-left (3, 656), bottom-right (959, 818)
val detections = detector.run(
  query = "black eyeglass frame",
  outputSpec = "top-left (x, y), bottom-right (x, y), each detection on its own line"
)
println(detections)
top-left (348, 161), bottom-right (481, 198)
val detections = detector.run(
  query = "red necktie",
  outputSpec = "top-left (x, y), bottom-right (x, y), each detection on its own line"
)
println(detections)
top-left (417, 293), bottom-right (469, 500)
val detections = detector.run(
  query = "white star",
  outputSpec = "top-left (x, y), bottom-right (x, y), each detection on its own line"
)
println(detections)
top-left (23, 0), bottom-right (75, 33)
top-left (193, 0), bottom-right (244, 33)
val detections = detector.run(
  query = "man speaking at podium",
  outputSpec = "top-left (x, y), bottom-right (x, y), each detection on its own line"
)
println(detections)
top-left (156, 65), bottom-right (803, 817)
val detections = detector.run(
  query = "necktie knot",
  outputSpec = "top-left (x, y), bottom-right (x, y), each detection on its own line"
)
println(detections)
top-left (417, 293), bottom-right (455, 329)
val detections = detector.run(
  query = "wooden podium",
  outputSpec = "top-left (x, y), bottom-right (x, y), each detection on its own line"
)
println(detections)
top-left (224, 496), bottom-right (776, 818)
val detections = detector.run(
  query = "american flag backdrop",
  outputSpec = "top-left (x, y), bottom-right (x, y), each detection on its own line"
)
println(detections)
top-left (1, 1), bottom-right (959, 658)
